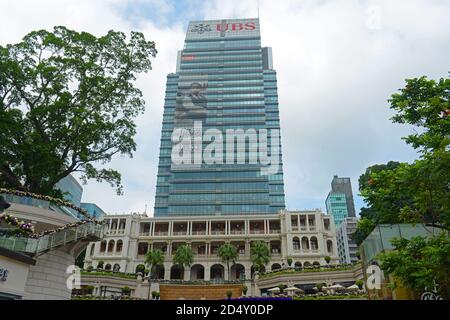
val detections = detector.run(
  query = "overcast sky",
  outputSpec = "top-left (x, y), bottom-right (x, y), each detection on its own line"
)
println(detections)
top-left (1, 0), bottom-right (449, 216)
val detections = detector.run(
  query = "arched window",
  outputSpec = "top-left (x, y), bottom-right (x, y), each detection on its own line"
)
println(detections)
top-left (107, 240), bottom-right (115, 252)
top-left (105, 264), bottom-right (112, 271)
top-left (301, 237), bottom-right (309, 250)
top-left (90, 244), bottom-right (95, 256)
top-left (327, 240), bottom-right (333, 254)
top-left (100, 241), bottom-right (107, 252)
top-left (113, 264), bottom-right (120, 272)
top-left (116, 240), bottom-right (123, 253)
top-left (271, 263), bottom-right (281, 271)
top-left (310, 237), bottom-right (318, 250)
top-left (294, 261), bottom-right (302, 269)
top-left (292, 237), bottom-right (300, 250)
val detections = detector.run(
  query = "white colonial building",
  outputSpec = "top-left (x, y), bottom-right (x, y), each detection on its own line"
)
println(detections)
top-left (83, 209), bottom-right (339, 281)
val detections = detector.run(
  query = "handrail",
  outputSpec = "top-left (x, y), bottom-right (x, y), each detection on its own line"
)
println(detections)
top-left (0, 222), bottom-right (104, 255)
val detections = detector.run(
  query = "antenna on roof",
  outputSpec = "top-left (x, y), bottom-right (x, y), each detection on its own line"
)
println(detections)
top-left (257, 0), bottom-right (260, 18)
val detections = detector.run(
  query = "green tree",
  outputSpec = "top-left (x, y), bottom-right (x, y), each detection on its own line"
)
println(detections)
top-left (217, 243), bottom-right (238, 280)
top-left (250, 241), bottom-right (270, 272)
top-left (353, 76), bottom-right (450, 245)
top-left (0, 26), bottom-right (157, 197)
top-left (173, 244), bottom-right (194, 271)
top-left (378, 233), bottom-right (450, 300)
top-left (144, 249), bottom-right (165, 279)
top-left (75, 248), bottom-right (86, 268)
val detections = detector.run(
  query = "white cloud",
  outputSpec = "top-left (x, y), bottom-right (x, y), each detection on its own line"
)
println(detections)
top-left (1, 0), bottom-right (449, 215)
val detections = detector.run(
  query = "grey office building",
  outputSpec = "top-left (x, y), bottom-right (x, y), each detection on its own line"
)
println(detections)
top-left (154, 18), bottom-right (285, 216)
top-left (327, 175), bottom-right (356, 218)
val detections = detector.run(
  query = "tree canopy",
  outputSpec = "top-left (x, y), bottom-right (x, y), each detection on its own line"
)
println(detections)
top-left (353, 76), bottom-right (449, 245)
top-left (0, 26), bottom-right (157, 197)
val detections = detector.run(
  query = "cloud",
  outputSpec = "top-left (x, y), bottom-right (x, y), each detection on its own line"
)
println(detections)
top-left (1, 0), bottom-right (449, 216)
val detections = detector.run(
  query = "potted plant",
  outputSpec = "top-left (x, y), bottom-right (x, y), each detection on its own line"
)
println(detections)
top-left (287, 257), bottom-right (293, 267)
top-left (324, 256), bottom-right (331, 265)
top-left (97, 261), bottom-right (104, 269)
top-left (226, 290), bottom-right (233, 299)
top-left (355, 280), bottom-right (364, 290)
top-left (241, 285), bottom-right (248, 296)
top-left (121, 286), bottom-right (131, 296)
top-left (151, 291), bottom-right (159, 299)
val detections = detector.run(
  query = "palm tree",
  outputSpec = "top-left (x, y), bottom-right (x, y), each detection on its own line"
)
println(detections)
top-left (218, 243), bottom-right (238, 280)
top-left (144, 249), bottom-right (165, 279)
top-left (250, 241), bottom-right (271, 273)
top-left (173, 244), bottom-right (194, 279)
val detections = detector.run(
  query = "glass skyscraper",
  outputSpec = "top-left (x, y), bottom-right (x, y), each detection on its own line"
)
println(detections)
top-left (154, 18), bottom-right (285, 216)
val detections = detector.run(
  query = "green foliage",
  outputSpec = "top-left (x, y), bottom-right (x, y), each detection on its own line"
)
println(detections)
top-left (389, 76), bottom-right (450, 152)
top-left (324, 256), bottom-right (331, 264)
top-left (250, 241), bottom-right (271, 272)
top-left (144, 249), bottom-right (165, 277)
top-left (173, 244), bottom-right (194, 268)
top-left (218, 243), bottom-right (238, 276)
top-left (241, 285), bottom-right (248, 296)
top-left (97, 261), bottom-right (104, 269)
top-left (315, 283), bottom-right (325, 291)
top-left (121, 286), bottom-right (131, 296)
top-left (0, 26), bottom-right (157, 196)
top-left (378, 232), bottom-right (450, 300)
top-left (75, 248), bottom-right (86, 268)
top-left (135, 264), bottom-right (145, 274)
top-left (151, 291), bottom-right (159, 299)
top-left (353, 76), bottom-right (450, 245)
top-left (287, 257), bottom-right (293, 266)
top-left (355, 280), bottom-right (364, 290)
top-left (226, 290), bottom-right (233, 299)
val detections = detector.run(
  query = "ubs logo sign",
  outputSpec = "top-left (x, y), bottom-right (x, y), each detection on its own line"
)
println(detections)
top-left (190, 22), bottom-right (256, 34)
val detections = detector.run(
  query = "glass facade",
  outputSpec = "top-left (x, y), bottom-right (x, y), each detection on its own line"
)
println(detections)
top-left (55, 174), bottom-right (83, 207)
top-left (80, 203), bottom-right (106, 220)
top-left (154, 18), bottom-right (285, 216)
top-left (325, 193), bottom-right (348, 227)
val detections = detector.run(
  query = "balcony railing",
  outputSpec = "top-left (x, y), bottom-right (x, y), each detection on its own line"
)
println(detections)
top-left (173, 231), bottom-right (187, 236)
top-left (269, 229), bottom-right (280, 234)
top-left (154, 231), bottom-right (168, 236)
top-left (192, 231), bottom-right (206, 235)
top-left (249, 229), bottom-right (264, 234)
top-left (0, 222), bottom-right (104, 255)
top-left (211, 230), bottom-right (225, 235)
top-left (230, 230), bottom-right (244, 235)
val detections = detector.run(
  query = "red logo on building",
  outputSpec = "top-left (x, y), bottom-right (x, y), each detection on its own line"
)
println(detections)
top-left (216, 22), bottom-right (256, 32)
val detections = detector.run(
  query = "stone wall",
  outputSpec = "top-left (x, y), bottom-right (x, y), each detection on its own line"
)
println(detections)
top-left (159, 284), bottom-right (243, 300)
top-left (24, 247), bottom-right (75, 300)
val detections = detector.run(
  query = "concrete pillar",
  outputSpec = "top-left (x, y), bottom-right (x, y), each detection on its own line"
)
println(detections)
top-left (184, 268), bottom-right (190, 281)
top-left (204, 267), bottom-right (210, 281)
top-left (245, 266), bottom-right (251, 280)
top-left (164, 263), bottom-right (171, 280)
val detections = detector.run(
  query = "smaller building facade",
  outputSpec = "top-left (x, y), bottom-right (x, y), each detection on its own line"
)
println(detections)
top-left (336, 217), bottom-right (359, 264)
top-left (83, 209), bottom-right (339, 281)
top-left (56, 174), bottom-right (83, 207)
top-left (81, 203), bottom-right (106, 220)
top-left (325, 193), bottom-right (348, 227)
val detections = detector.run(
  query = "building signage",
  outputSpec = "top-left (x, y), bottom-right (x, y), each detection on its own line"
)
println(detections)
top-left (190, 21), bottom-right (256, 34)
top-left (186, 19), bottom-right (259, 40)
top-left (0, 268), bottom-right (9, 281)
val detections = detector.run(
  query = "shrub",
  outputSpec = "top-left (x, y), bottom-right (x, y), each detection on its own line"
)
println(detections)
top-left (287, 257), bottom-right (293, 266)
top-left (226, 290), bottom-right (233, 299)
top-left (121, 286), bottom-right (131, 296)
top-left (242, 285), bottom-right (248, 296)
top-left (355, 280), bottom-right (364, 290)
